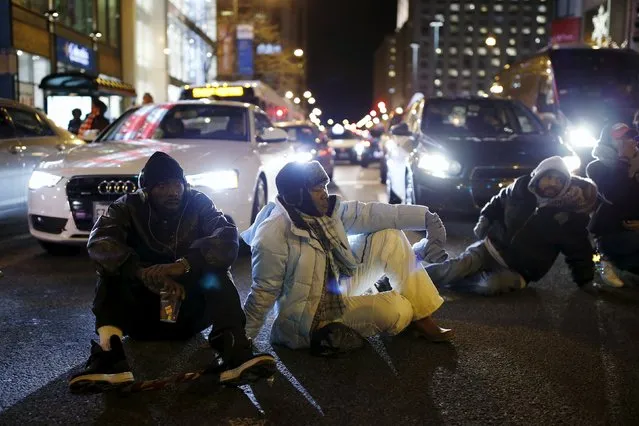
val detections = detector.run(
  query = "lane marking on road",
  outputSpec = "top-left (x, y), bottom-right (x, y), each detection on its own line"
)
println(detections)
top-left (595, 299), bottom-right (622, 424)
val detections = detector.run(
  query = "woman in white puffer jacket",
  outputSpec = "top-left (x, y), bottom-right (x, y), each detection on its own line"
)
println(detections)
top-left (241, 161), bottom-right (453, 350)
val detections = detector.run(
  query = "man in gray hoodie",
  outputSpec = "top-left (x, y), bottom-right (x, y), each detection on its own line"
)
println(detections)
top-left (426, 156), bottom-right (598, 295)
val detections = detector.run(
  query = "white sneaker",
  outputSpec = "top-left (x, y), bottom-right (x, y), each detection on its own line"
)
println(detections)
top-left (596, 260), bottom-right (624, 288)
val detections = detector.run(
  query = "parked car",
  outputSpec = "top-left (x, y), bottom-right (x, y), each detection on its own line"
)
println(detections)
top-left (0, 99), bottom-right (83, 220)
top-left (27, 100), bottom-right (296, 254)
top-left (326, 125), bottom-right (366, 165)
top-left (352, 127), bottom-right (382, 168)
top-left (275, 121), bottom-right (335, 180)
top-left (385, 96), bottom-right (581, 213)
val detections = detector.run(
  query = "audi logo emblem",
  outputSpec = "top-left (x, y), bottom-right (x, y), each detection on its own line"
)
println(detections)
top-left (97, 180), bottom-right (138, 195)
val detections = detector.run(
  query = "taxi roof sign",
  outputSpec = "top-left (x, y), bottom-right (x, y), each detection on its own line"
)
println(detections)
top-left (191, 86), bottom-right (245, 98)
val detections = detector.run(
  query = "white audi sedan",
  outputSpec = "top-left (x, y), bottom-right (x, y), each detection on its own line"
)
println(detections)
top-left (27, 100), bottom-right (298, 254)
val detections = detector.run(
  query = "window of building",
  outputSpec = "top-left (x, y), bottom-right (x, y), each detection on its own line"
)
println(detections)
top-left (390, 47), bottom-right (396, 54)
top-left (536, 15), bottom-right (546, 24)
top-left (450, 25), bottom-right (459, 34)
top-left (449, 47), bottom-right (458, 55)
top-left (491, 58), bottom-right (501, 67)
top-left (449, 69), bottom-right (459, 77)
top-left (436, 90), bottom-right (444, 97)
top-left (494, 4), bottom-right (503, 12)
top-left (462, 69), bottom-right (471, 77)
top-left (537, 27), bottom-right (546, 35)
top-left (510, 27), bottom-right (518, 34)
top-left (16, 51), bottom-right (50, 110)
top-left (97, 0), bottom-right (120, 47)
top-left (464, 47), bottom-right (474, 56)
top-left (509, 38), bottom-right (516, 45)
top-left (538, 5), bottom-right (547, 12)
top-left (55, 0), bottom-right (94, 35)
top-left (12, 0), bottom-right (48, 14)
top-left (434, 79), bottom-right (441, 86)
top-left (522, 27), bottom-right (531, 34)
top-left (478, 47), bottom-right (487, 55)
top-left (493, 48), bottom-right (501, 56)
top-left (481, 5), bottom-right (488, 12)
top-left (509, 5), bottom-right (519, 13)
top-left (478, 69), bottom-right (486, 77)
top-left (506, 47), bottom-right (517, 56)
top-left (494, 27), bottom-right (503, 34)
top-left (450, 14), bottom-right (459, 23)
top-left (465, 36), bottom-right (473, 43)
top-left (465, 3), bottom-right (475, 11)
top-left (463, 57), bottom-right (472, 68)
top-left (436, 68), bottom-right (442, 76)
top-left (450, 3), bottom-right (460, 11)
top-left (389, 70), bottom-right (396, 78)
top-left (479, 27), bottom-right (487, 34)
top-left (467, 25), bottom-right (474, 32)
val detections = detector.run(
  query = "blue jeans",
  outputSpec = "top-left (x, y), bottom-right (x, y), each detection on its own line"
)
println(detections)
top-left (597, 231), bottom-right (639, 275)
top-left (425, 241), bottom-right (526, 296)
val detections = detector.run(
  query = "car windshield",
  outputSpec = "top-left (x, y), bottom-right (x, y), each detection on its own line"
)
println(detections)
top-left (281, 125), bottom-right (320, 144)
top-left (98, 103), bottom-right (250, 142)
top-left (421, 99), bottom-right (545, 137)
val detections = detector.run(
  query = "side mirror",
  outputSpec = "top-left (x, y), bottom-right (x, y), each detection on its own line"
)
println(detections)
top-left (390, 122), bottom-right (412, 137)
top-left (257, 127), bottom-right (288, 143)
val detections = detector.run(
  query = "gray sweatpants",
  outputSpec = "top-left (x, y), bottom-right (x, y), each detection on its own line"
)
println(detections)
top-left (425, 240), bottom-right (526, 296)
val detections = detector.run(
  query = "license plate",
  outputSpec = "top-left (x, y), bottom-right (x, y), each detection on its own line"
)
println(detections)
top-left (93, 201), bottom-right (111, 222)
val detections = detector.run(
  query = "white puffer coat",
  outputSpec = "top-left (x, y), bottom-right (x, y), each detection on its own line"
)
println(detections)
top-left (241, 196), bottom-right (428, 349)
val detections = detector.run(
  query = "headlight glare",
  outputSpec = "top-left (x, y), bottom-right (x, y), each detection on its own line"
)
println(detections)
top-left (28, 171), bottom-right (62, 190)
top-left (186, 170), bottom-right (239, 191)
top-left (566, 126), bottom-right (597, 147)
top-left (417, 153), bottom-right (462, 177)
top-left (294, 151), bottom-right (314, 162)
top-left (562, 155), bottom-right (581, 173)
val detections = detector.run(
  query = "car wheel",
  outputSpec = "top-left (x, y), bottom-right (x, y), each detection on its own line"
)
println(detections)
top-left (405, 170), bottom-right (416, 205)
top-left (38, 241), bottom-right (82, 256)
top-left (250, 175), bottom-right (267, 224)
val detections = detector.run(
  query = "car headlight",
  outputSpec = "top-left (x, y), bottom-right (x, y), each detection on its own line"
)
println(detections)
top-left (28, 171), bottom-right (62, 190)
top-left (186, 170), bottom-right (239, 191)
top-left (566, 126), bottom-right (597, 148)
top-left (293, 151), bottom-right (314, 162)
top-left (354, 141), bottom-right (371, 155)
top-left (562, 155), bottom-right (581, 173)
top-left (417, 153), bottom-right (462, 177)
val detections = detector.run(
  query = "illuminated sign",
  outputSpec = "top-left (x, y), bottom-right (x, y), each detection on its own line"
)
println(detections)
top-left (191, 86), bottom-right (245, 98)
top-left (56, 36), bottom-right (95, 72)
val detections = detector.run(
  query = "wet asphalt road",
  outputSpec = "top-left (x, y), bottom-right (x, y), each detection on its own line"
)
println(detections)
top-left (1, 164), bottom-right (639, 425)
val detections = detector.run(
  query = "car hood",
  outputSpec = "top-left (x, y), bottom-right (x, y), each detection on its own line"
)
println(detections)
top-left (328, 138), bottom-right (362, 148)
top-left (35, 139), bottom-right (251, 176)
top-left (422, 133), bottom-right (573, 167)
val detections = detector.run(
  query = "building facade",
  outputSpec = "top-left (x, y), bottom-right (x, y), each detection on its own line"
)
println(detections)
top-left (395, 0), bottom-right (552, 101)
top-left (373, 35), bottom-right (406, 110)
top-left (1, 0), bottom-right (130, 123)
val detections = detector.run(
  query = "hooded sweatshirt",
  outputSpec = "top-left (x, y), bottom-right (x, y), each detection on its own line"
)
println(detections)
top-left (479, 156), bottom-right (596, 285)
top-left (587, 127), bottom-right (639, 236)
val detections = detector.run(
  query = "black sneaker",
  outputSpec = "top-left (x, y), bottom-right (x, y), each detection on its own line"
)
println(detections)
top-left (69, 335), bottom-right (134, 394)
top-left (208, 330), bottom-right (277, 386)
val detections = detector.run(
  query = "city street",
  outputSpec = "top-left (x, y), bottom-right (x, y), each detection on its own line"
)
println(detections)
top-left (2, 164), bottom-right (639, 425)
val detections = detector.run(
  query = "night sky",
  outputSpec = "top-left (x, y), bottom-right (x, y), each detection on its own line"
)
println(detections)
top-left (307, 0), bottom-right (397, 123)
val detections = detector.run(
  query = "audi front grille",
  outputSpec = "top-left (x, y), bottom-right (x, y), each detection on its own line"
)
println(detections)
top-left (66, 175), bottom-right (139, 231)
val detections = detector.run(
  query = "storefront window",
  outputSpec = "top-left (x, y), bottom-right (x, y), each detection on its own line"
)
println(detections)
top-left (97, 0), bottom-right (120, 47)
top-left (56, 0), bottom-right (95, 35)
top-left (12, 0), bottom-right (48, 14)
top-left (169, 0), bottom-right (216, 40)
top-left (17, 51), bottom-right (50, 110)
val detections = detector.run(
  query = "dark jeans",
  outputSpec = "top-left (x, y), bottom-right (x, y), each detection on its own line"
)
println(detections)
top-left (597, 231), bottom-right (639, 275)
top-left (425, 241), bottom-right (526, 296)
top-left (92, 269), bottom-right (247, 341)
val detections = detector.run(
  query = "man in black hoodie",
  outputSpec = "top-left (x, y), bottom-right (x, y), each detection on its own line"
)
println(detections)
top-left (69, 152), bottom-right (275, 393)
top-left (426, 156), bottom-right (597, 295)
top-left (587, 123), bottom-right (639, 287)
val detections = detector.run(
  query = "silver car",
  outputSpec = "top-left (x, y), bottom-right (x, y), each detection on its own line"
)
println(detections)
top-left (0, 99), bottom-right (84, 220)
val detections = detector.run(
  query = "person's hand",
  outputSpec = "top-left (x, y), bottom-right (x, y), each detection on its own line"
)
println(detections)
top-left (136, 263), bottom-right (186, 294)
top-left (161, 277), bottom-right (186, 301)
top-left (623, 220), bottom-right (639, 231)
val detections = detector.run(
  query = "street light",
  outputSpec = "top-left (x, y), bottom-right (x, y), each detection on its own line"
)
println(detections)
top-left (294, 48), bottom-right (304, 57)
top-left (308, 97), bottom-right (316, 104)
top-left (395, 107), bottom-right (404, 114)
top-left (312, 108), bottom-right (322, 116)
top-left (294, 97), bottom-right (301, 104)
top-left (377, 101), bottom-right (386, 110)
top-left (327, 119), bottom-right (334, 125)
top-left (303, 90), bottom-right (312, 98)
top-left (369, 110), bottom-right (377, 117)
top-left (485, 36), bottom-right (497, 46)
top-left (343, 119), bottom-right (350, 125)
top-left (285, 91), bottom-right (294, 99)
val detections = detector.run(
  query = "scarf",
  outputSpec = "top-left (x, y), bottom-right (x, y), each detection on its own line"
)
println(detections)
top-left (592, 143), bottom-right (639, 178)
top-left (78, 114), bottom-right (95, 136)
top-left (299, 212), bottom-right (358, 330)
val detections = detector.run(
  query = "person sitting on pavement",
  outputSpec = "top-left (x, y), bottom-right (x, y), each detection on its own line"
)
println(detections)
top-left (240, 160), bottom-right (453, 354)
top-left (69, 151), bottom-right (276, 393)
top-left (426, 156), bottom-right (597, 296)
top-left (587, 123), bottom-right (639, 287)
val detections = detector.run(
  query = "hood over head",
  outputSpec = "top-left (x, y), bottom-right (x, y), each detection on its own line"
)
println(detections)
top-left (528, 156), bottom-right (572, 202)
